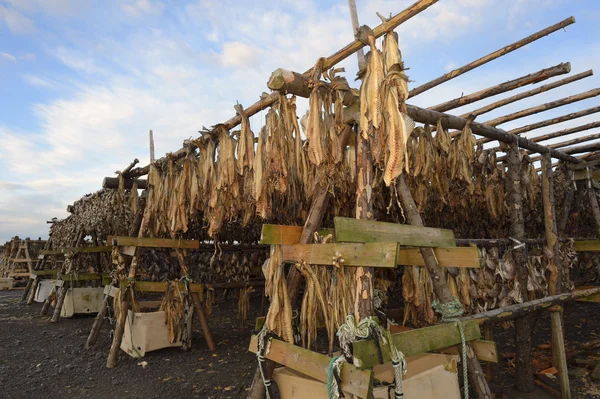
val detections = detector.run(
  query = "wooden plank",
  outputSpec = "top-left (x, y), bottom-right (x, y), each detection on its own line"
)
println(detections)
top-left (108, 236), bottom-right (199, 249)
top-left (69, 246), bottom-right (112, 253)
top-left (8, 272), bottom-right (31, 277)
top-left (352, 319), bottom-right (482, 369)
top-left (64, 273), bottom-right (104, 281)
top-left (260, 224), bottom-right (334, 245)
top-left (397, 247), bottom-right (481, 268)
top-left (10, 259), bottom-right (32, 263)
top-left (574, 170), bottom-right (600, 181)
top-left (132, 281), bottom-right (204, 294)
top-left (34, 269), bottom-right (60, 276)
top-left (280, 242), bottom-right (398, 268)
top-left (334, 217), bottom-right (456, 247)
top-left (248, 335), bottom-right (373, 398)
top-left (570, 158), bottom-right (600, 170)
top-left (575, 286), bottom-right (600, 302)
top-left (437, 339), bottom-right (498, 363)
top-left (40, 250), bottom-right (64, 255)
top-left (574, 240), bottom-right (600, 252)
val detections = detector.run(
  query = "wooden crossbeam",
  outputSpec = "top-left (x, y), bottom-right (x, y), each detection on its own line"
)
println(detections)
top-left (68, 246), bottom-right (112, 253)
top-left (573, 170), bottom-right (600, 181)
top-left (574, 240), bottom-right (600, 251)
top-left (248, 335), bottom-right (374, 398)
top-left (281, 242), bottom-right (398, 268)
top-left (397, 247), bottom-right (480, 268)
top-left (260, 224), bottom-right (334, 245)
top-left (352, 320), bottom-right (482, 369)
top-left (39, 250), bottom-right (64, 255)
top-left (333, 217), bottom-right (456, 247)
top-left (438, 339), bottom-right (498, 363)
top-left (574, 286), bottom-right (600, 303)
top-left (108, 236), bottom-right (199, 249)
top-left (130, 281), bottom-right (204, 294)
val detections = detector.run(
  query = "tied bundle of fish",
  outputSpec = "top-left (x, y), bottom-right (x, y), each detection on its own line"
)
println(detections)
top-left (160, 281), bottom-right (189, 344)
top-left (263, 245), bottom-right (294, 343)
top-left (356, 26), bottom-right (414, 187)
top-left (190, 250), bottom-right (266, 284)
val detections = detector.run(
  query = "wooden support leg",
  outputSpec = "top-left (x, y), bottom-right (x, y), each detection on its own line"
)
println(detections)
top-left (40, 285), bottom-right (56, 316)
top-left (50, 284), bottom-right (68, 323)
top-left (191, 292), bottom-right (216, 351)
top-left (484, 325), bottom-right (495, 383)
top-left (26, 277), bottom-right (39, 305)
top-left (21, 277), bottom-right (34, 302)
top-left (550, 306), bottom-right (571, 399)
top-left (86, 295), bottom-right (108, 349)
top-left (106, 299), bottom-right (129, 368)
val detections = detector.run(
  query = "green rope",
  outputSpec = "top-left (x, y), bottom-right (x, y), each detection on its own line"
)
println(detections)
top-left (327, 355), bottom-right (341, 399)
top-left (433, 297), bottom-right (468, 399)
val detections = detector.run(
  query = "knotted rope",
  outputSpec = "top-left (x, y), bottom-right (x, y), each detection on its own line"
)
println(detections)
top-left (335, 315), bottom-right (406, 399)
top-left (433, 297), bottom-right (468, 399)
top-left (256, 327), bottom-right (274, 399)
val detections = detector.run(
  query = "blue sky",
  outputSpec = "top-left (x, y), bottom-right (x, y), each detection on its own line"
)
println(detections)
top-left (1, 0), bottom-right (599, 243)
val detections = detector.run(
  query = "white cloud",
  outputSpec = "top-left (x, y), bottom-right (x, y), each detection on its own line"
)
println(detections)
top-left (0, 5), bottom-right (35, 34)
top-left (2, 0), bottom-right (85, 17)
top-left (122, 0), bottom-right (164, 17)
top-left (23, 74), bottom-right (56, 89)
top-left (220, 41), bottom-right (261, 68)
top-left (53, 46), bottom-right (102, 74)
top-left (0, 51), bottom-right (16, 62)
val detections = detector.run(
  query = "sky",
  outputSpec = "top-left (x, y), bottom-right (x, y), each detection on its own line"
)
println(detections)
top-left (1, 0), bottom-right (599, 243)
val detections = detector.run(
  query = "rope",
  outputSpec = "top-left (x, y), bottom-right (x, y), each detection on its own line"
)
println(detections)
top-left (327, 355), bottom-right (346, 399)
top-left (433, 297), bottom-right (468, 399)
top-left (336, 315), bottom-right (406, 399)
top-left (256, 327), bottom-right (274, 399)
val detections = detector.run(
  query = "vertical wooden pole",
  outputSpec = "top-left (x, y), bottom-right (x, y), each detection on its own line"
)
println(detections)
top-left (550, 306), bottom-right (571, 399)
top-left (354, 133), bottom-right (375, 320)
top-left (484, 325), bottom-right (495, 382)
top-left (397, 176), bottom-right (492, 398)
top-left (21, 277), bottom-right (34, 302)
top-left (26, 276), bottom-right (39, 305)
top-left (149, 130), bottom-right (155, 163)
top-left (40, 285), bottom-right (56, 316)
top-left (507, 142), bottom-right (536, 393)
top-left (191, 292), bottom-right (216, 351)
top-left (588, 187), bottom-right (600, 238)
top-left (347, 0), bottom-right (366, 70)
top-left (541, 153), bottom-right (563, 295)
top-left (86, 295), bottom-right (108, 349)
top-left (50, 283), bottom-right (68, 323)
top-left (106, 298), bottom-right (129, 368)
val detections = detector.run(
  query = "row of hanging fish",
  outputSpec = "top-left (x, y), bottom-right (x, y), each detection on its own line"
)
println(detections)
top-left (402, 241), bottom-right (576, 326)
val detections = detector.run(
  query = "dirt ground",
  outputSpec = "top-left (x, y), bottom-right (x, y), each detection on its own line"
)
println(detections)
top-left (1, 288), bottom-right (600, 398)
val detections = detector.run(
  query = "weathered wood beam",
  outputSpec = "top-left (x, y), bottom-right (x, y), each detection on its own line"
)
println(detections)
top-left (405, 105), bottom-right (580, 162)
top-left (280, 242), bottom-right (398, 268)
top-left (108, 236), bottom-right (199, 249)
top-left (541, 153), bottom-right (562, 295)
top-left (550, 307), bottom-right (571, 399)
top-left (562, 141), bottom-right (600, 155)
top-left (409, 17), bottom-right (576, 97)
top-left (352, 319), bottom-right (482, 369)
top-left (507, 105), bottom-right (600, 136)
top-left (481, 87), bottom-right (600, 129)
top-left (461, 287), bottom-right (600, 324)
top-left (529, 133), bottom-right (600, 162)
top-left (429, 62), bottom-right (571, 113)
top-left (530, 121), bottom-right (600, 143)
top-left (333, 217), bottom-right (456, 247)
top-left (102, 177), bottom-right (147, 190)
top-left (507, 142), bottom-right (536, 393)
top-left (589, 190), bottom-right (600, 238)
top-left (461, 69), bottom-right (593, 118)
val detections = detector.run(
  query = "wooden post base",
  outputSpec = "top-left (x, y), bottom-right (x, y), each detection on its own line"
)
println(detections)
top-left (550, 306), bottom-right (571, 399)
top-left (86, 295), bottom-right (108, 349)
top-left (191, 292), bottom-right (216, 351)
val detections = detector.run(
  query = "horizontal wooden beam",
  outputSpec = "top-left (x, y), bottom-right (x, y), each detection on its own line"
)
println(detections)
top-left (574, 240), bottom-right (600, 251)
top-left (462, 69), bottom-right (593, 118)
top-left (570, 158), bottom-right (600, 170)
top-left (108, 236), bottom-right (199, 249)
top-left (406, 105), bottom-right (580, 163)
top-left (131, 281), bottom-right (204, 293)
top-left (397, 247), bottom-right (480, 268)
top-left (352, 320), bottom-right (482, 369)
top-left (260, 224), bottom-right (334, 245)
top-left (333, 217), bottom-right (456, 247)
top-left (429, 62), bottom-right (571, 113)
top-left (437, 339), bottom-right (498, 363)
top-left (574, 286), bottom-right (600, 303)
top-left (528, 134), bottom-right (600, 161)
top-left (39, 250), bottom-right (64, 255)
top-left (508, 105), bottom-right (600, 136)
top-left (281, 242), bottom-right (398, 268)
top-left (482, 87), bottom-right (600, 128)
top-left (102, 177), bottom-right (147, 190)
top-left (248, 335), bottom-right (373, 398)
top-left (68, 246), bottom-right (112, 253)
top-left (409, 16), bottom-right (576, 97)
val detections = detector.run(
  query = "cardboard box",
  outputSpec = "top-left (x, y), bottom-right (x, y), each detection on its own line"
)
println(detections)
top-left (273, 353), bottom-right (460, 399)
top-left (120, 310), bottom-right (185, 358)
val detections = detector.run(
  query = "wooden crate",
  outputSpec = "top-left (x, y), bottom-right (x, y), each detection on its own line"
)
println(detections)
top-left (120, 310), bottom-right (185, 358)
top-left (60, 287), bottom-right (104, 317)
top-left (273, 353), bottom-right (460, 399)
